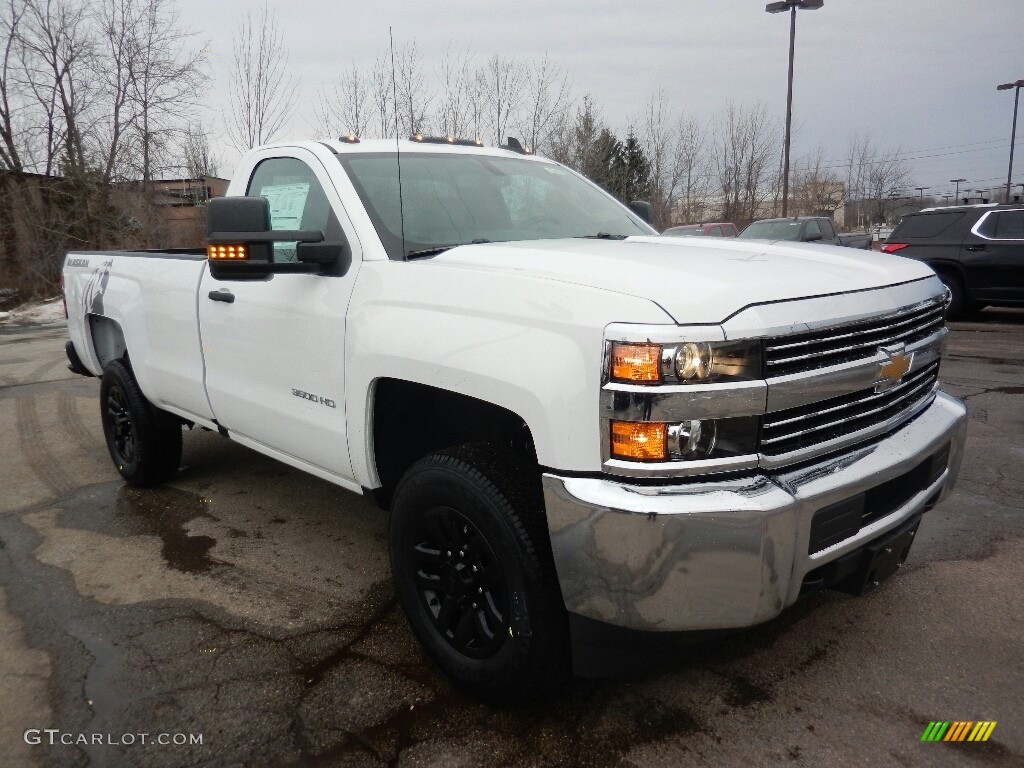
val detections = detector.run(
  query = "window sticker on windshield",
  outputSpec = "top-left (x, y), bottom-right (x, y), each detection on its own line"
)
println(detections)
top-left (259, 183), bottom-right (310, 230)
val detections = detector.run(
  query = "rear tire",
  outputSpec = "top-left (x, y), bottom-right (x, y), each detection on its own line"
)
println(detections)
top-left (100, 359), bottom-right (182, 486)
top-left (389, 444), bottom-right (569, 704)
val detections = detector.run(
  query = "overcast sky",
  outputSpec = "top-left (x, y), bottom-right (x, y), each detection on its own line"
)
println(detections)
top-left (178, 0), bottom-right (1021, 201)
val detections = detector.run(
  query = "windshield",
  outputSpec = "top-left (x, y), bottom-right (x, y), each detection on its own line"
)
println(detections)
top-left (663, 228), bottom-right (703, 237)
top-left (334, 152), bottom-right (653, 259)
top-left (738, 220), bottom-right (803, 241)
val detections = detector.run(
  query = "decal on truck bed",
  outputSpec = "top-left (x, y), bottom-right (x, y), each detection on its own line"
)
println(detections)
top-left (82, 259), bottom-right (113, 316)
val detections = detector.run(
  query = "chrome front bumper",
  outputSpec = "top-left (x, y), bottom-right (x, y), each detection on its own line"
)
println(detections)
top-left (543, 390), bottom-right (967, 632)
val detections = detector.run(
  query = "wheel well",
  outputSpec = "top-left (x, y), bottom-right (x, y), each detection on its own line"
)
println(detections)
top-left (371, 378), bottom-right (537, 508)
top-left (88, 314), bottom-right (128, 369)
top-left (927, 261), bottom-right (966, 288)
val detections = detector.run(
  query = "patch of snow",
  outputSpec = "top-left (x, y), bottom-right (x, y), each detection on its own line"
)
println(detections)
top-left (0, 297), bottom-right (66, 326)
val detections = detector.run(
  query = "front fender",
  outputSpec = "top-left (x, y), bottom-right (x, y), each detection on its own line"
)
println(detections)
top-left (344, 260), bottom-right (672, 488)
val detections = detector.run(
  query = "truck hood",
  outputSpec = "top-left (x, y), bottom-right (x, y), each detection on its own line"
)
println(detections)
top-left (430, 236), bottom-right (934, 324)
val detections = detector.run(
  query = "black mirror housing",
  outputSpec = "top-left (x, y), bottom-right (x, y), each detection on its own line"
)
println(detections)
top-left (629, 200), bottom-right (653, 224)
top-left (205, 196), bottom-right (353, 278)
top-left (207, 196), bottom-right (270, 236)
top-left (297, 241), bottom-right (352, 276)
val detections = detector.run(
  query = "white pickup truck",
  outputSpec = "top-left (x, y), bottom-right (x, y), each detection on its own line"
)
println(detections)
top-left (62, 137), bottom-right (967, 703)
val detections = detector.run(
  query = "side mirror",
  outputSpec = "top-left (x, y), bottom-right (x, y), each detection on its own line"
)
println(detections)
top-left (206, 197), bottom-right (345, 278)
top-left (629, 200), bottom-right (653, 224)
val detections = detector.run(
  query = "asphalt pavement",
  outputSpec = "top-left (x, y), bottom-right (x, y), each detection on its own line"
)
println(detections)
top-left (0, 309), bottom-right (1021, 768)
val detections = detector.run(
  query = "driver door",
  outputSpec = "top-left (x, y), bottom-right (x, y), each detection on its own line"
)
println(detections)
top-left (198, 149), bottom-right (359, 481)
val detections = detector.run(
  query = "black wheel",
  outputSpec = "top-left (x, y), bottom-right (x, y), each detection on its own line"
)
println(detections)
top-left (100, 359), bottom-right (182, 486)
top-left (389, 444), bottom-right (569, 704)
top-left (936, 271), bottom-right (965, 320)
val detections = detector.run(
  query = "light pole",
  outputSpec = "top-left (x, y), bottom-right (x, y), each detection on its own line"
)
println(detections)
top-left (766, 0), bottom-right (824, 217)
top-left (997, 79), bottom-right (1024, 203)
top-left (950, 178), bottom-right (966, 202)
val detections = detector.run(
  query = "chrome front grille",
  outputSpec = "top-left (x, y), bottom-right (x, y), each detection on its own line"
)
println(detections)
top-left (762, 361), bottom-right (940, 458)
top-left (765, 300), bottom-right (945, 378)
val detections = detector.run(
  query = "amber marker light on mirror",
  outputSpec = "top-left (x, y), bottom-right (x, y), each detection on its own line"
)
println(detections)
top-left (610, 342), bottom-right (662, 383)
top-left (207, 244), bottom-right (249, 260)
top-left (610, 420), bottom-right (668, 461)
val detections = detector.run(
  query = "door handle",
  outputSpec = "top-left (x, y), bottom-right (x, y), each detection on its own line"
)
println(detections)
top-left (208, 289), bottom-right (235, 303)
top-left (965, 245), bottom-right (986, 251)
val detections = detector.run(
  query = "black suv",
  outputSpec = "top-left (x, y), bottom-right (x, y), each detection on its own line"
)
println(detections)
top-left (884, 205), bottom-right (1024, 318)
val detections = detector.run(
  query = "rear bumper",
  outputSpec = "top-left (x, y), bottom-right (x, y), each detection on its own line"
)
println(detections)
top-left (543, 390), bottom-right (967, 633)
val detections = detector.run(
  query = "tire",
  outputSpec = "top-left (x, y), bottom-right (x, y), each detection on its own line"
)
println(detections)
top-left (389, 444), bottom-right (569, 704)
top-left (936, 271), bottom-right (965, 320)
top-left (100, 359), bottom-right (182, 486)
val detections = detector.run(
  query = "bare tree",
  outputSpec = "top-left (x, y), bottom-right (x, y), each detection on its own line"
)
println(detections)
top-left (638, 91), bottom-right (714, 228)
top-left (478, 54), bottom-right (523, 146)
top-left (435, 43), bottom-right (472, 138)
top-left (674, 116), bottom-right (709, 224)
top-left (865, 146), bottom-right (911, 224)
top-left (226, 6), bottom-right (295, 151)
top-left (369, 54), bottom-right (394, 139)
top-left (18, 0), bottom-right (94, 175)
top-left (843, 133), bottom-right (912, 225)
top-left (181, 123), bottom-right (218, 177)
top-left (713, 102), bottom-right (780, 226)
top-left (0, 0), bottom-right (27, 170)
top-left (125, 0), bottom-right (204, 184)
top-left (1, 0), bottom-right (208, 297)
top-left (394, 40), bottom-right (430, 136)
top-left (791, 146), bottom-right (844, 218)
top-left (517, 53), bottom-right (570, 155)
top-left (316, 62), bottom-right (369, 139)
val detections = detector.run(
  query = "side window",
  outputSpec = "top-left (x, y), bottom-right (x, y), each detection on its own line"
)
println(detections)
top-left (247, 157), bottom-right (337, 264)
top-left (820, 219), bottom-right (836, 239)
top-left (992, 211), bottom-right (1024, 240)
top-left (805, 220), bottom-right (822, 240)
top-left (708, 226), bottom-right (723, 237)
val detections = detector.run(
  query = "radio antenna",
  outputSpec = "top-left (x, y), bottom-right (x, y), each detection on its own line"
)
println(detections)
top-left (389, 27), bottom-right (406, 259)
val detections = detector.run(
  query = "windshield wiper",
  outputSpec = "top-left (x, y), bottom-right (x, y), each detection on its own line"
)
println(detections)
top-left (406, 239), bottom-right (491, 259)
top-left (576, 232), bottom-right (628, 240)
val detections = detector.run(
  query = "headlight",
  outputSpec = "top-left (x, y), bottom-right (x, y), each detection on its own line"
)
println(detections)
top-left (668, 419), bottom-right (716, 458)
top-left (608, 340), bottom-right (761, 384)
top-left (675, 342), bottom-right (713, 381)
top-left (609, 416), bottom-right (758, 462)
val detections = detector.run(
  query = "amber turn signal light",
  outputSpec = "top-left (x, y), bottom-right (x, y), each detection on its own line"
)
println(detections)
top-left (610, 342), bottom-right (661, 383)
top-left (610, 420), bottom-right (667, 461)
top-left (207, 244), bottom-right (249, 260)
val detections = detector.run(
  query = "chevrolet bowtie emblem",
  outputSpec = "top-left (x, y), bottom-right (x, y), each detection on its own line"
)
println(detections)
top-left (876, 344), bottom-right (913, 392)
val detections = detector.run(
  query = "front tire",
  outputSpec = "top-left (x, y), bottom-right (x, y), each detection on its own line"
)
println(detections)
top-left (389, 445), bottom-right (569, 704)
top-left (100, 359), bottom-right (182, 486)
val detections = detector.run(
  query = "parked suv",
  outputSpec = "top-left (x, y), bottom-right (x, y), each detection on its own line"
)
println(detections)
top-left (883, 205), bottom-right (1024, 317)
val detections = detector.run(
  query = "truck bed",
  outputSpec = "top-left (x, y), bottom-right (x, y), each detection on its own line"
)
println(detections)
top-left (63, 250), bottom-right (215, 423)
